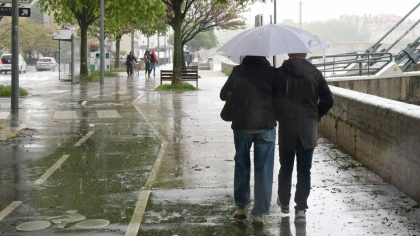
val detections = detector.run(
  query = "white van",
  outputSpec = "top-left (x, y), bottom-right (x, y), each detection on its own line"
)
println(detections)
top-left (0, 54), bottom-right (27, 74)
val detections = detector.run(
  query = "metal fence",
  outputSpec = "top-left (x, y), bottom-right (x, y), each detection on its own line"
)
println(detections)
top-left (309, 52), bottom-right (394, 77)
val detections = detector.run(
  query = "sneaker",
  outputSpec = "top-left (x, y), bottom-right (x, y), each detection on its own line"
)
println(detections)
top-left (252, 214), bottom-right (264, 226)
top-left (233, 207), bottom-right (246, 220)
top-left (277, 197), bottom-right (290, 214)
top-left (295, 210), bottom-right (306, 224)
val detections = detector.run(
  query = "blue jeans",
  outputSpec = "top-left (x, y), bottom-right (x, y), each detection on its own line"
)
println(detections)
top-left (277, 142), bottom-right (314, 210)
top-left (233, 129), bottom-right (275, 215)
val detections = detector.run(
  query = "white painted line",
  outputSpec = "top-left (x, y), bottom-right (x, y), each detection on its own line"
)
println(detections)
top-left (125, 96), bottom-right (169, 236)
top-left (74, 131), bottom-right (95, 147)
top-left (37, 92), bottom-right (70, 107)
top-left (132, 96), bottom-right (165, 141)
top-left (34, 155), bottom-right (70, 185)
top-left (0, 201), bottom-right (23, 222)
top-left (125, 190), bottom-right (151, 236)
top-left (0, 112), bottom-right (10, 120)
top-left (97, 110), bottom-right (122, 119)
top-left (54, 111), bottom-right (77, 120)
top-left (144, 142), bottom-right (168, 189)
top-left (45, 90), bottom-right (69, 94)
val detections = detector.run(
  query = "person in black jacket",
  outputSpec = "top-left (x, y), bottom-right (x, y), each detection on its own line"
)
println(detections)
top-left (125, 51), bottom-right (137, 76)
top-left (220, 56), bottom-right (276, 225)
top-left (274, 53), bottom-right (333, 224)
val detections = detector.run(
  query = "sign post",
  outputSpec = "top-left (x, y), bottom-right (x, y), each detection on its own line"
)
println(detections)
top-left (0, 0), bottom-right (32, 3)
top-left (0, 7), bottom-right (31, 17)
top-left (11, 0), bottom-right (19, 115)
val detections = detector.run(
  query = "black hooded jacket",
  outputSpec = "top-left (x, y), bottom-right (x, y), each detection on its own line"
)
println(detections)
top-left (274, 57), bottom-right (333, 149)
top-left (220, 56), bottom-right (276, 130)
top-left (274, 58), bottom-right (333, 120)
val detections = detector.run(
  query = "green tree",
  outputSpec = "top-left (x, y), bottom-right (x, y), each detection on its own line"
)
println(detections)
top-left (162, 0), bottom-right (248, 84)
top-left (0, 18), bottom-right (57, 61)
top-left (37, 0), bottom-right (100, 76)
top-left (88, 0), bottom-right (166, 68)
top-left (185, 29), bottom-right (218, 52)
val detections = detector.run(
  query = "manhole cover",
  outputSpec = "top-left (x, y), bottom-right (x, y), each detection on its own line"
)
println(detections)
top-left (51, 213), bottom-right (86, 224)
top-left (16, 221), bottom-right (51, 231)
top-left (75, 219), bottom-right (110, 229)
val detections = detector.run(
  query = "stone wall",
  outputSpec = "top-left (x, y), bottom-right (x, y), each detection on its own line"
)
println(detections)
top-left (328, 74), bottom-right (420, 104)
top-left (221, 62), bottom-right (236, 76)
top-left (319, 86), bottom-right (420, 203)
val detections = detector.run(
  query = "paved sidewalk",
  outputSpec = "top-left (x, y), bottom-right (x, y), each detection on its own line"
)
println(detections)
top-left (0, 69), bottom-right (419, 235)
top-left (136, 70), bottom-right (420, 235)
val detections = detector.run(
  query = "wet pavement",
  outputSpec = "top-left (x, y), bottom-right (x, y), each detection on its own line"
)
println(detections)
top-left (0, 68), bottom-right (419, 235)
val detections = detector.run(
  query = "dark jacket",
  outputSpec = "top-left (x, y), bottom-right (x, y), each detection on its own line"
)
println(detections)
top-left (220, 56), bottom-right (276, 130)
top-left (274, 58), bottom-right (333, 149)
top-left (126, 54), bottom-right (137, 64)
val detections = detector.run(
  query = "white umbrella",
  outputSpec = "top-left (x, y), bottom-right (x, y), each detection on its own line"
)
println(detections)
top-left (218, 24), bottom-right (327, 57)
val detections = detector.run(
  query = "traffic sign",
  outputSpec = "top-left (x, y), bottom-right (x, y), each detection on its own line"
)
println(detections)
top-left (0, 0), bottom-right (32, 3)
top-left (0, 7), bottom-right (31, 17)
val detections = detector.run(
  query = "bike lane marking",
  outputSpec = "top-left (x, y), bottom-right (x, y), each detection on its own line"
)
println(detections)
top-left (34, 154), bottom-right (70, 185)
top-left (34, 130), bottom-right (95, 185)
top-left (74, 130), bottom-right (95, 147)
top-left (125, 95), bottom-right (168, 236)
top-left (0, 201), bottom-right (23, 222)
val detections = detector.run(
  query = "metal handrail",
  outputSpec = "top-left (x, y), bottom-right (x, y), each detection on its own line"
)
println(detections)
top-left (309, 52), bottom-right (393, 77)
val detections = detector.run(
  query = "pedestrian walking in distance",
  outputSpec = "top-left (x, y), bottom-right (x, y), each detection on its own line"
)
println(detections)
top-left (220, 56), bottom-right (277, 226)
top-left (274, 53), bottom-right (334, 224)
top-left (125, 51), bottom-right (137, 77)
top-left (144, 50), bottom-right (152, 78)
top-left (150, 50), bottom-right (159, 77)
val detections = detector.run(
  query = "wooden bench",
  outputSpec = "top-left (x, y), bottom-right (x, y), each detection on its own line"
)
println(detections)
top-left (160, 66), bottom-right (198, 88)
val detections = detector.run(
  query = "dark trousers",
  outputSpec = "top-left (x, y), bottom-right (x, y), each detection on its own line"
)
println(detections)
top-left (277, 142), bottom-right (314, 210)
top-left (126, 63), bottom-right (133, 75)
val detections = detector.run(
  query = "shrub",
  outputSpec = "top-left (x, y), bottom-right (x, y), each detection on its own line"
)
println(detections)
top-left (79, 71), bottom-right (118, 82)
top-left (156, 83), bottom-right (197, 91)
top-left (0, 85), bottom-right (28, 97)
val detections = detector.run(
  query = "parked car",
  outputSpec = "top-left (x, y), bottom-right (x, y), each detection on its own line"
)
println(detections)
top-left (0, 54), bottom-right (27, 74)
top-left (36, 57), bottom-right (57, 71)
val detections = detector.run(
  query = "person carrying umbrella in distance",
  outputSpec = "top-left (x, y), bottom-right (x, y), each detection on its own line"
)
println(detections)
top-left (218, 24), bottom-right (332, 225)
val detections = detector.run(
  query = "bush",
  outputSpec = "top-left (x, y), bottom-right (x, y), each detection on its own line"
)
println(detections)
top-left (79, 71), bottom-right (118, 82)
top-left (79, 74), bottom-right (99, 82)
top-left (156, 83), bottom-right (197, 91)
top-left (0, 85), bottom-right (28, 97)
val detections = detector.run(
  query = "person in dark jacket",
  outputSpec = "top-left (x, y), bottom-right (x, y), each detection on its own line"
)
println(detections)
top-left (220, 56), bottom-right (276, 225)
top-left (125, 51), bottom-right (137, 76)
top-left (274, 53), bottom-right (333, 223)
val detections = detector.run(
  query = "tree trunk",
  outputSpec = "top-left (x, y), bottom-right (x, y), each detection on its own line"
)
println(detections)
top-left (115, 37), bottom-right (121, 68)
top-left (172, 19), bottom-right (183, 84)
top-left (181, 44), bottom-right (186, 70)
top-left (80, 24), bottom-right (89, 76)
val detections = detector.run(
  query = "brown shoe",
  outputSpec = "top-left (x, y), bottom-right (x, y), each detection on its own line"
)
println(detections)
top-left (252, 214), bottom-right (264, 226)
top-left (233, 207), bottom-right (246, 220)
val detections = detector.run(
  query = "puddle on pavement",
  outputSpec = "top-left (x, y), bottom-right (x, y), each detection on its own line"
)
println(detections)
top-left (16, 221), bottom-right (51, 231)
top-left (0, 105), bottom-right (161, 234)
top-left (75, 219), bottom-right (110, 229)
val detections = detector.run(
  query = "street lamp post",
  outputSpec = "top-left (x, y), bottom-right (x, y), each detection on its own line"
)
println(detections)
top-left (11, 0), bottom-right (19, 114)
top-left (100, 0), bottom-right (105, 84)
top-left (273, 0), bottom-right (277, 67)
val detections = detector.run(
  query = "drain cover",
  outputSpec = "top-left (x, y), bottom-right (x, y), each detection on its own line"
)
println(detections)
top-left (16, 221), bottom-right (51, 231)
top-left (75, 219), bottom-right (110, 229)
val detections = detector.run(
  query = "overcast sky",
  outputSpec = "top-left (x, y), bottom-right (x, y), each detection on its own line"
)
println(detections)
top-left (248, 0), bottom-right (420, 23)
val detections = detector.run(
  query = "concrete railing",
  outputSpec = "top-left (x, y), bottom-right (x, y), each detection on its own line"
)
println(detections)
top-left (327, 72), bottom-right (420, 104)
top-left (319, 86), bottom-right (420, 203)
top-left (221, 62), bottom-right (236, 76)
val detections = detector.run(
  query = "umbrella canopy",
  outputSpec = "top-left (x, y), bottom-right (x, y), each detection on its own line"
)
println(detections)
top-left (218, 24), bottom-right (327, 57)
